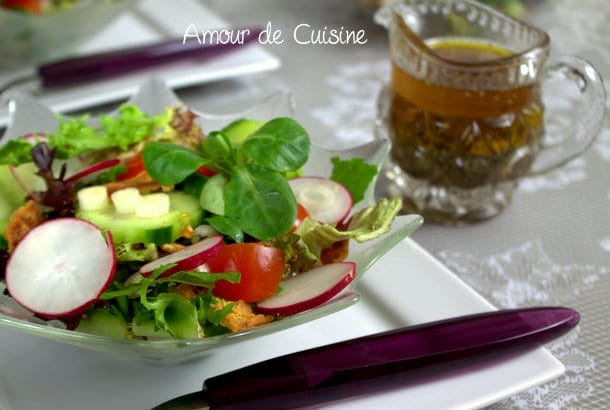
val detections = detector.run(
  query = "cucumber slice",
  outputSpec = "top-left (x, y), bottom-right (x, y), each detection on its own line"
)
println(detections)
top-left (76, 308), bottom-right (130, 339)
top-left (76, 191), bottom-right (202, 244)
top-left (221, 119), bottom-right (264, 146)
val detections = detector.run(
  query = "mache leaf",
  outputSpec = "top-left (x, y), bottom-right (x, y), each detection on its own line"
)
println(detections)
top-left (142, 141), bottom-right (207, 185)
top-left (225, 163), bottom-right (297, 239)
top-left (241, 117), bottom-right (310, 172)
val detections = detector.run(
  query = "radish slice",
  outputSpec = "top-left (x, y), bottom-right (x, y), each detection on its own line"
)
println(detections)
top-left (7, 134), bottom-right (51, 194)
top-left (9, 163), bottom-right (48, 194)
top-left (65, 158), bottom-right (121, 183)
top-left (22, 132), bottom-right (48, 143)
top-left (139, 235), bottom-right (223, 277)
top-left (256, 262), bottom-right (356, 316)
top-left (5, 218), bottom-right (116, 319)
top-left (288, 177), bottom-right (352, 225)
top-left (9, 157), bottom-right (83, 195)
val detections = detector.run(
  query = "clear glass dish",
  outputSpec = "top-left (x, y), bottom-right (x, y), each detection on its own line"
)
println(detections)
top-left (0, 77), bottom-right (423, 364)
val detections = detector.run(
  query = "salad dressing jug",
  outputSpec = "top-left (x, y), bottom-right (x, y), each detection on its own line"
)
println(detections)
top-left (374, 0), bottom-right (606, 224)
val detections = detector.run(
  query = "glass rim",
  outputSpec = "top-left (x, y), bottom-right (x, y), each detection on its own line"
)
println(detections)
top-left (381, 0), bottom-right (550, 70)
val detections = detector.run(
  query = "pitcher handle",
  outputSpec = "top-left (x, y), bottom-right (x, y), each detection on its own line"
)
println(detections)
top-left (529, 55), bottom-right (606, 174)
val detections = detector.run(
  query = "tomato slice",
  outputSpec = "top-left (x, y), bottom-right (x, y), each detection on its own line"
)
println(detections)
top-left (206, 243), bottom-right (285, 303)
top-left (289, 203), bottom-right (309, 233)
top-left (116, 153), bottom-right (145, 181)
top-left (2, 0), bottom-right (43, 13)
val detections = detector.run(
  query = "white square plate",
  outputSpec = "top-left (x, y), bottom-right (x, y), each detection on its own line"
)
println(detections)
top-left (0, 237), bottom-right (563, 409)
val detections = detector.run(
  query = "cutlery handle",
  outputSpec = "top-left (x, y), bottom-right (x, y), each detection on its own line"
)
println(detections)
top-left (38, 27), bottom-right (261, 88)
top-left (203, 307), bottom-right (578, 409)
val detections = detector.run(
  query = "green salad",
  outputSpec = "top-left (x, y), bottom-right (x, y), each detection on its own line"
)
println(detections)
top-left (0, 104), bottom-right (403, 340)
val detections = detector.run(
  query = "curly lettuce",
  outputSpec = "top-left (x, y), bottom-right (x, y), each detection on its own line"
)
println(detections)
top-left (288, 197), bottom-right (403, 271)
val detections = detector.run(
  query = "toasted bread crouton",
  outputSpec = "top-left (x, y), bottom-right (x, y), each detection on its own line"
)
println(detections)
top-left (160, 243), bottom-right (187, 254)
top-left (173, 284), bottom-right (203, 301)
top-left (213, 298), bottom-right (273, 333)
top-left (105, 171), bottom-right (171, 195)
top-left (4, 200), bottom-right (44, 253)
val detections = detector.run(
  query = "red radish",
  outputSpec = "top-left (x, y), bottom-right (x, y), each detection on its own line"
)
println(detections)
top-left (64, 158), bottom-right (121, 183)
top-left (139, 235), bottom-right (224, 277)
top-left (5, 218), bottom-right (116, 319)
top-left (288, 177), bottom-right (353, 225)
top-left (256, 262), bottom-right (356, 316)
top-left (21, 132), bottom-right (48, 144)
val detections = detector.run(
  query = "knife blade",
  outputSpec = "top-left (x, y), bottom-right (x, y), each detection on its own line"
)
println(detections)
top-left (153, 306), bottom-right (579, 409)
top-left (0, 26), bottom-right (262, 101)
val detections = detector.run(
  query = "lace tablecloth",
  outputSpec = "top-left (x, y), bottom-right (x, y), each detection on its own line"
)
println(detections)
top-left (199, 0), bottom-right (609, 407)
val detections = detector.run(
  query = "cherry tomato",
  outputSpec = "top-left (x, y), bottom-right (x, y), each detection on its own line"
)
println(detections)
top-left (2, 0), bottom-right (43, 13)
top-left (196, 165), bottom-right (217, 177)
top-left (116, 153), bottom-right (145, 181)
top-left (206, 243), bottom-right (285, 303)
top-left (289, 203), bottom-right (309, 233)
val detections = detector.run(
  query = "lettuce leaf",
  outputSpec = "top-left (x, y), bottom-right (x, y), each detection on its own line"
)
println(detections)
top-left (139, 292), bottom-right (202, 339)
top-left (99, 264), bottom-right (240, 339)
top-left (0, 139), bottom-right (38, 166)
top-left (51, 105), bottom-right (170, 158)
top-left (0, 105), bottom-right (172, 167)
top-left (330, 156), bottom-right (378, 204)
top-left (290, 197), bottom-right (402, 269)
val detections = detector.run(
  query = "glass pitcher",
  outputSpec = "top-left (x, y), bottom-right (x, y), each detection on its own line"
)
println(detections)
top-left (374, 0), bottom-right (606, 224)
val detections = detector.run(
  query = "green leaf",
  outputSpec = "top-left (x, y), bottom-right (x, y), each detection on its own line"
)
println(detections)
top-left (130, 266), bottom-right (201, 339)
top-left (142, 293), bottom-right (201, 339)
top-left (330, 156), bottom-right (378, 204)
top-left (50, 114), bottom-right (99, 158)
top-left (292, 197), bottom-right (404, 268)
top-left (201, 131), bottom-right (233, 166)
top-left (206, 215), bottom-right (245, 243)
top-left (199, 173), bottom-right (228, 215)
top-left (99, 105), bottom-right (165, 151)
top-left (225, 164), bottom-right (297, 239)
top-left (0, 138), bottom-right (38, 166)
top-left (169, 270), bottom-right (241, 287)
top-left (194, 291), bottom-right (233, 336)
top-left (195, 290), bottom-right (233, 325)
top-left (49, 105), bottom-right (166, 158)
top-left (142, 141), bottom-right (206, 185)
top-left (241, 117), bottom-right (310, 172)
top-left (179, 173), bottom-right (208, 198)
top-left (99, 282), bottom-right (142, 300)
top-left (100, 264), bottom-right (174, 300)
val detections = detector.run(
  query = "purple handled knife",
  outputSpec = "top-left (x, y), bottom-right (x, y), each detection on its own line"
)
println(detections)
top-left (38, 27), bottom-right (262, 87)
top-left (0, 27), bottom-right (262, 98)
top-left (153, 306), bottom-right (579, 409)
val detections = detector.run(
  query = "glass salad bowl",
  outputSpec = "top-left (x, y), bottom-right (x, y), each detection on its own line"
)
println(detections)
top-left (0, 77), bottom-right (423, 364)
